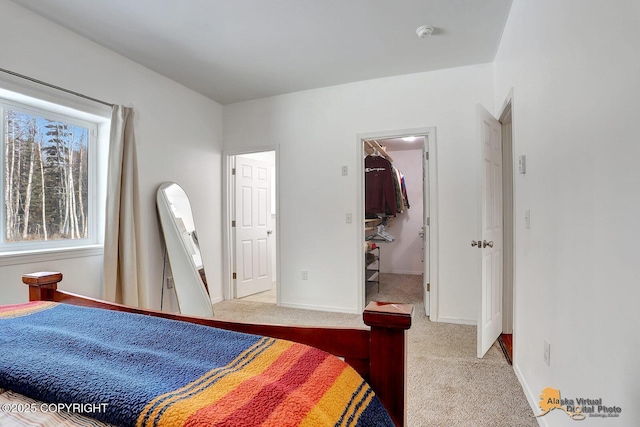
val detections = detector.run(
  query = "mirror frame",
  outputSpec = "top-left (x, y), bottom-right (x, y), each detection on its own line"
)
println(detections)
top-left (156, 182), bottom-right (213, 317)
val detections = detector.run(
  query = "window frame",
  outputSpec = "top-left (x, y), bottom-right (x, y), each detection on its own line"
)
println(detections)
top-left (0, 96), bottom-right (102, 255)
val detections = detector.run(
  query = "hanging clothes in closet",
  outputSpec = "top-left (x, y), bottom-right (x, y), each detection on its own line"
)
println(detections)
top-left (400, 171), bottom-right (410, 210)
top-left (365, 157), bottom-right (411, 216)
top-left (365, 154), bottom-right (397, 217)
top-left (392, 166), bottom-right (410, 212)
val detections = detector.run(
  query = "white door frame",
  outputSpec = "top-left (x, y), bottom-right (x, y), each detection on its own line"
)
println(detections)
top-left (222, 146), bottom-right (280, 305)
top-left (356, 127), bottom-right (438, 318)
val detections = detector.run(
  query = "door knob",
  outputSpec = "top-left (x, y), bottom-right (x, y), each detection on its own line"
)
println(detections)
top-left (267, 230), bottom-right (273, 235)
top-left (482, 240), bottom-right (494, 248)
top-left (471, 240), bottom-right (479, 247)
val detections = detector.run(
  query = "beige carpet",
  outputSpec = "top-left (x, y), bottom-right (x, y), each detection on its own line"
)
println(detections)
top-left (213, 274), bottom-right (538, 427)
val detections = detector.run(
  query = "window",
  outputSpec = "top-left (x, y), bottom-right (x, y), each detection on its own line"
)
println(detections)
top-left (0, 97), bottom-right (103, 253)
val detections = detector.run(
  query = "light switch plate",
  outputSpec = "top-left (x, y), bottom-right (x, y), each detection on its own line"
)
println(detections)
top-left (544, 340), bottom-right (551, 366)
top-left (518, 155), bottom-right (526, 174)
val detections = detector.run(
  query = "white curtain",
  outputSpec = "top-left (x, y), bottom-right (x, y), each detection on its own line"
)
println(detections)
top-left (103, 106), bottom-right (147, 306)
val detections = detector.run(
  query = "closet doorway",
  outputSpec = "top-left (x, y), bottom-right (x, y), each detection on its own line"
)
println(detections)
top-left (223, 149), bottom-right (279, 305)
top-left (359, 128), bottom-right (437, 317)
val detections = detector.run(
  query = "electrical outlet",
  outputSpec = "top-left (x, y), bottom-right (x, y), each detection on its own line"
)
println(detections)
top-left (544, 340), bottom-right (550, 366)
top-left (166, 277), bottom-right (174, 289)
top-left (301, 270), bottom-right (308, 280)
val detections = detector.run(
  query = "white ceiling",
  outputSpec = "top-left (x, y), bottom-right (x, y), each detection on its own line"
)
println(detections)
top-left (11, 0), bottom-right (512, 105)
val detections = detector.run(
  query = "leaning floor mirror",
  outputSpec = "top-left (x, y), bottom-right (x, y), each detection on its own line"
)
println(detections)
top-left (157, 182), bottom-right (213, 317)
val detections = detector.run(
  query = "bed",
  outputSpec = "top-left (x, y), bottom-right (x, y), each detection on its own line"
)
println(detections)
top-left (0, 272), bottom-right (413, 427)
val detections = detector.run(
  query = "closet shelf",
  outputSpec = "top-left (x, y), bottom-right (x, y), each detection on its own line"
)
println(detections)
top-left (365, 218), bottom-right (382, 231)
top-left (365, 245), bottom-right (380, 292)
top-left (364, 217), bottom-right (394, 231)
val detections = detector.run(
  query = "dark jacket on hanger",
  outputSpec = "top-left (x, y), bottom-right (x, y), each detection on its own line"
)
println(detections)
top-left (365, 155), bottom-right (397, 216)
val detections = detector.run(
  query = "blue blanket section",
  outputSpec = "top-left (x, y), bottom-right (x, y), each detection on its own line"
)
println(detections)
top-left (0, 304), bottom-right (262, 426)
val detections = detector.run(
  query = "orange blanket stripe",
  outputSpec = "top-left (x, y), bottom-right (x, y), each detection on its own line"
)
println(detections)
top-left (194, 346), bottom-right (333, 426)
top-left (141, 338), bottom-right (374, 427)
top-left (138, 337), bottom-right (283, 427)
top-left (182, 342), bottom-right (314, 425)
top-left (261, 355), bottom-right (348, 426)
top-left (0, 301), bottom-right (54, 318)
top-left (300, 368), bottom-right (373, 427)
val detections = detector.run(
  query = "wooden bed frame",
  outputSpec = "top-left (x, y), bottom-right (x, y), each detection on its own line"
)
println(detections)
top-left (22, 272), bottom-right (413, 427)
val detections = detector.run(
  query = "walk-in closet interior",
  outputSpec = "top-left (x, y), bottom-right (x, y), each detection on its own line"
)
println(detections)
top-left (364, 137), bottom-right (425, 302)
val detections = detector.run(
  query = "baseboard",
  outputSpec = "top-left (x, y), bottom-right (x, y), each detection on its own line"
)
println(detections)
top-left (210, 296), bottom-right (224, 305)
top-left (279, 301), bottom-right (359, 315)
top-left (435, 316), bottom-right (477, 326)
top-left (513, 362), bottom-right (545, 426)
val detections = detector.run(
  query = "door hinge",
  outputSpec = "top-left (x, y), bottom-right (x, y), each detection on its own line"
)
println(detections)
top-left (231, 220), bottom-right (236, 227)
top-left (427, 283), bottom-right (430, 292)
top-left (232, 272), bottom-right (237, 280)
top-left (426, 217), bottom-right (430, 226)
top-left (232, 168), bottom-right (236, 175)
top-left (425, 152), bottom-right (429, 160)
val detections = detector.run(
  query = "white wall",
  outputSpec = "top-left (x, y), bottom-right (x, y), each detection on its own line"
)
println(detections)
top-left (225, 64), bottom-right (494, 321)
top-left (378, 148), bottom-right (424, 275)
top-left (0, 254), bottom-right (104, 304)
top-left (0, 0), bottom-right (224, 309)
top-left (494, 1), bottom-right (640, 424)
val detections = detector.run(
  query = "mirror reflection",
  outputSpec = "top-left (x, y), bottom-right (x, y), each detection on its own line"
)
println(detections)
top-left (157, 182), bottom-right (213, 317)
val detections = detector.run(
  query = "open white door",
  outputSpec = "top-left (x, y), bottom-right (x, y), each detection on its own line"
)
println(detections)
top-left (477, 104), bottom-right (503, 358)
top-left (234, 156), bottom-right (273, 298)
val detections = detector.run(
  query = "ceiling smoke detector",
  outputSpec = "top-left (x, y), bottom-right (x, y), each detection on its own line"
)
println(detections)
top-left (416, 25), bottom-right (434, 38)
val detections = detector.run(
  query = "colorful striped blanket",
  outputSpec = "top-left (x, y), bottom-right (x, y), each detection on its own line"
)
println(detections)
top-left (0, 301), bottom-right (393, 427)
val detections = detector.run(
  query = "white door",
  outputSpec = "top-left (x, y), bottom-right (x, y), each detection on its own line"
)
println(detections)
top-left (423, 145), bottom-right (430, 316)
top-left (477, 105), bottom-right (503, 358)
top-left (234, 156), bottom-right (273, 298)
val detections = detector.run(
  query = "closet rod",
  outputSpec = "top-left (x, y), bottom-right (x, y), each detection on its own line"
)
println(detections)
top-left (364, 140), bottom-right (376, 155)
top-left (364, 139), bottom-right (394, 162)
top-left (0, 67), bottom-right (114, 108)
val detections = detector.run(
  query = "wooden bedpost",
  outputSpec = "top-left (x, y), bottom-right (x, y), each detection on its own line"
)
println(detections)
top-left (22, 272), bottom-right (63, 302)
top-left (363, 301), bottom-right (413, 427)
